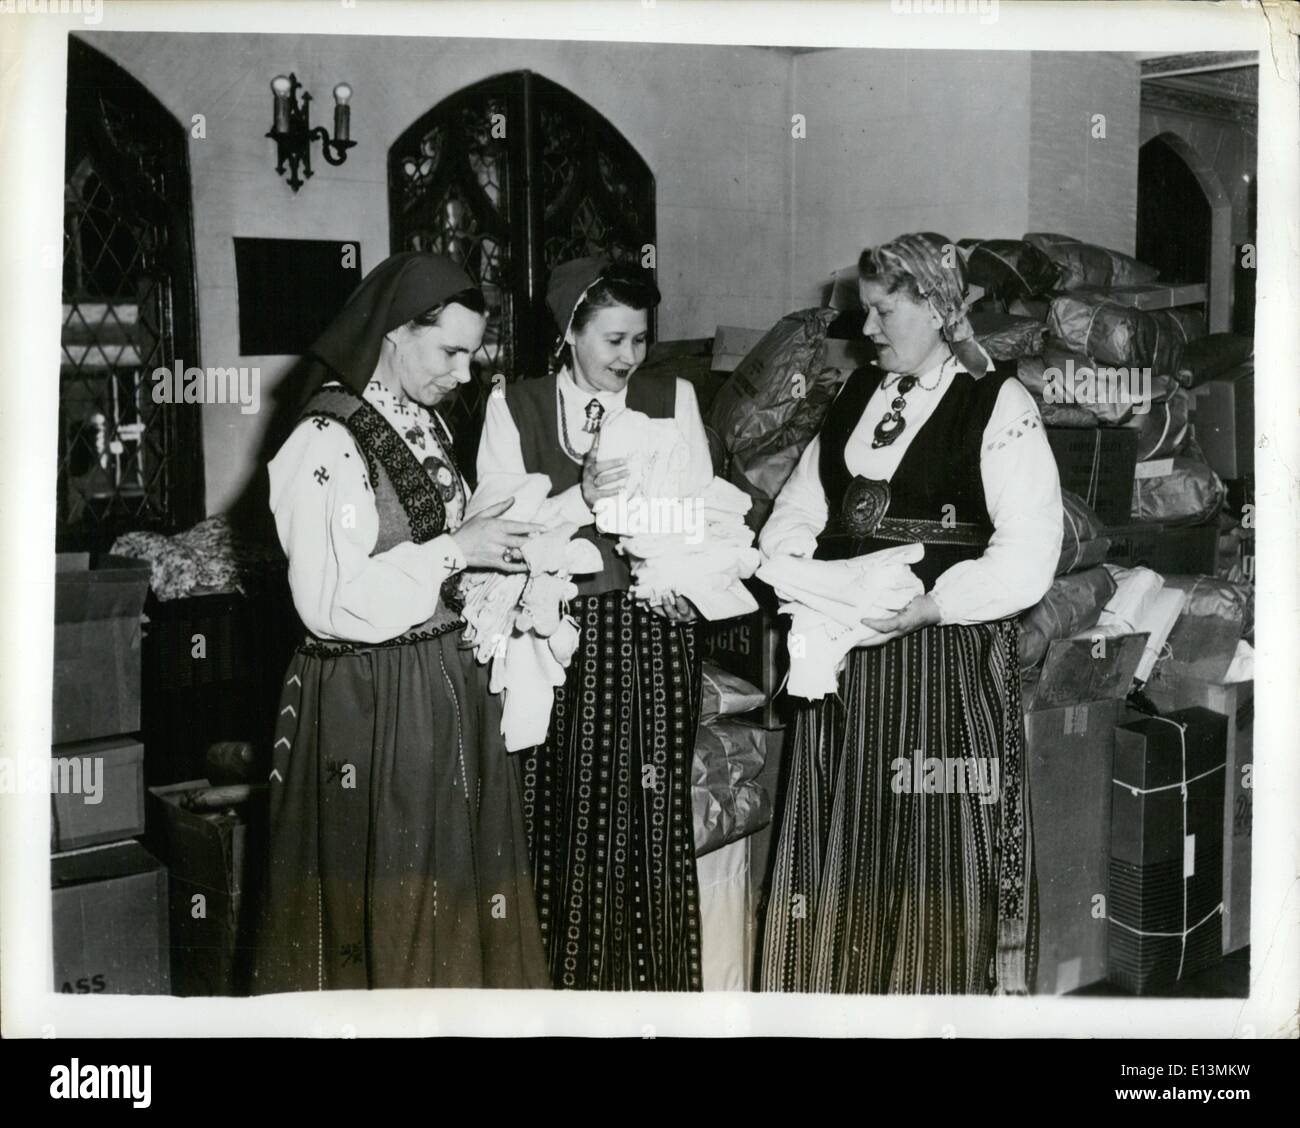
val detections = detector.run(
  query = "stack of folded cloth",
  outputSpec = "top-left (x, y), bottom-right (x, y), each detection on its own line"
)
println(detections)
top-left (594, 407), bottom-right (762, 621)
top-left (459, 473), bottom-right (603, 751)
top-left (756, 544), bottom-right (925, 699)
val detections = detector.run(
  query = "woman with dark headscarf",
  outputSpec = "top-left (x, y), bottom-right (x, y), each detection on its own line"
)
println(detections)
top-left (252, 252), bottom-right (549, 991)
top-left (758, 233), bottom-right (1062, 994)
top-left (475, 257), bottom-right (712, 990)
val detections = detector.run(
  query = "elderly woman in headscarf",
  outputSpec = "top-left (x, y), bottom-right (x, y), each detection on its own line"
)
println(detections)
top-left (757, 232), bottom-right (1063, 995)
top-left (252, 252), bottom-right (550, 992)
top-left (475, 256), bottom-right (712, 991)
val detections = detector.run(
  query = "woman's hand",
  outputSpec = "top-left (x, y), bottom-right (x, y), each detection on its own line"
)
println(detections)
top-left (860, 593), bottom-right (941, 638)
top-left (648, 593), bottom-right (697, 624)
top-left (580, 429), bottom-right (630, 509)
top-left (451, 498), bottom-right (545, 573)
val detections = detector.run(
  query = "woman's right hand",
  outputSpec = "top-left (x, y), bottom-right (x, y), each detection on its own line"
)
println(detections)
top-left (451, 499), bottom-right (545, 573)
top-left (580, 429), bottom-right (630, 509)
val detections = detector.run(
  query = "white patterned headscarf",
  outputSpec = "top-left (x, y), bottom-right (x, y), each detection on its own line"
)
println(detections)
top-left (865, 232), bottom-right (989, 378)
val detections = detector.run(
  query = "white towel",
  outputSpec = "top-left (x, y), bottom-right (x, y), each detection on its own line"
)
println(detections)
top-left (459, 471), bottom-right (603, 750)
top-left (756, 545), bottom-right (925, 699)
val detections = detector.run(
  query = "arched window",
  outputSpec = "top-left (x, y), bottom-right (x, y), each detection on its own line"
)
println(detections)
top-left (60, 38), bottom-right (202, 550)
top-left (389, 71), bottom-right (655, 476)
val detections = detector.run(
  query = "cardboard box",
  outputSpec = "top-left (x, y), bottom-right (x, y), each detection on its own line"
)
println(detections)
top-left (53, 554), bottom-right (151, 743)
top-left (1108, 707), bottom-right (1225, 994)
top-left (1047, 427), bottom-right (1140, 526)
top-left (1102, 522), bottom-right (1218, 576)
top-left (1142, 673), bottom-right (1253, 953)
top-left (711, 325), bottom-right (767, 373)
top-left (51, 840), bottom-right (170, 995)
top-left (50, 736), bottom-right (145, 853)
top-left (1193, 369), bottom-right (1254, 480)
top-left (1029, 632), bottom-right (1147, 711)
top-left (147, 780), bottom-right (252, 996)
top-left (1025, 699), bottom-right (1127, 994)
top-left (1104, 282), bottom-right (1208, 311)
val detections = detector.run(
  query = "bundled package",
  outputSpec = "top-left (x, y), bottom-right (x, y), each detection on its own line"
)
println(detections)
top-left (969, 310), bottom-right (1046, 360)
top-left (1128, 382), bottom-right (1191, 461)
top-left (1108, 707), bottom-right (1226, 994)
top-left (1024, 232), bottom-right (1160, 290)
top-left (709, 308), bottom-right (849, 531)
top-left (1047, 294), bottom-right (1204, 376)
top-left (1131, 454), bottom-right (1226, 525)
top-left (958, 238), bottom-right (1061, 302)
top-left (1157, 575), bottom-right (1248, 684)
top-left (1057, 489), bottom-right (1111, 575)
top-left (1093, 565), bottom-right (1188, 685)
top-left (692, 719), bottom-right (772, 857)
top-left (1018, 566), bottom-right (1116, 672)
top-left (1018, 345), bottom-right (1145, 426)
top-left (700, 662), bottom-right (767, 725)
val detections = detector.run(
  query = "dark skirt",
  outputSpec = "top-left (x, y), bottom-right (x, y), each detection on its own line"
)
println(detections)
top-left (251, 629), bottom-right (549, 992)
top-left (759, 618), bottom-right (1036, 994)
top-left (522, 590), bottom-right (703, 991)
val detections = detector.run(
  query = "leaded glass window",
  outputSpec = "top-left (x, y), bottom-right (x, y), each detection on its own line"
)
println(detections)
top-left (60, 38), bottom-right (202, 551)
top-left (389, 71), bottom-right (655, 479)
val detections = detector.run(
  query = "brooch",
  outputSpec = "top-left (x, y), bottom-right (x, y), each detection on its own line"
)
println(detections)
top-left (841, 476), bottom-right (891, 536)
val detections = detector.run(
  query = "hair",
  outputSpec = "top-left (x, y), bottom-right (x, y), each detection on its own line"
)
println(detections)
top-left (409, 285), bottom-right (487, 328)
top-left (857, 232), bottom-right (966, 304)
top-left (555, 261), bottom-right (661, 370)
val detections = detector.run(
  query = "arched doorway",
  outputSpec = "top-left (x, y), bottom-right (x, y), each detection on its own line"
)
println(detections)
top-left (388, 72), bottom-right (655, 478)
top-left (1135, 131), bottom-right (1233, 332)
top-left (61, 38), bottom-right (202, 551)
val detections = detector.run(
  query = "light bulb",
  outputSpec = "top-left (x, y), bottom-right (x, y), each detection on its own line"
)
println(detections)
top-left (334, 83), bottom-right (353, 105)
top-left (271, 75), bottom-right (292, 96)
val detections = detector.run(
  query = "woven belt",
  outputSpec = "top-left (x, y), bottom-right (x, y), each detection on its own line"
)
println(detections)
top-left (869, 517), bottom-right (990, 547)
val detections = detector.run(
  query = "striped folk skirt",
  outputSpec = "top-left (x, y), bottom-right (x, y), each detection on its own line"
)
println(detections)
top-left (251, 630), bottom-right (550, 993)
top-left (522, 590), bottom-right (703, 991)
top-left (759, 618), bottom-right (1036, 995)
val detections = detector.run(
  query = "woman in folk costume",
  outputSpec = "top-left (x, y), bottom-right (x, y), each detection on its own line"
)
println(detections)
top-left (476, 257), bottom-right (712, 990)
top-left (758, 233), bottom-right (1062, 994)
top-left (252, 252), bottom-right (550, 991)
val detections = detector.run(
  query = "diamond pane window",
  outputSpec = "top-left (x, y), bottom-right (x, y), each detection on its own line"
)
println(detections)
top-left (60, 39), bottom-right (202, 551)
top-left (389, 72), bottom-right (654, 481)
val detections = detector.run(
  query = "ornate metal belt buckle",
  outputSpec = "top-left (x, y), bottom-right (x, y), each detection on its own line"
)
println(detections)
top-left (841, 476), bottom-right (891, 536)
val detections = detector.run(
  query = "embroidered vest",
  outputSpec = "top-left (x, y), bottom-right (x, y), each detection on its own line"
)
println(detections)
top-left (300, 383), bottom-right (464, 643)
top-left (815, 361), bottom-right (1015, 590)
top-left (504, 370), bottom-right (677, 597)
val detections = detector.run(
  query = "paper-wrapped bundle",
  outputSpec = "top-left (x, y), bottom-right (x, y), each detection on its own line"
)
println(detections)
top-left (709, 308), bottom-right (850, 531)
top-left (692, 720), bottom-right (772, 857)
top-left (1019, 566), bottom-right (1117, 671)
top-left (958, 238), bottom-right (1062, 301)
top-left (1131, 455), bottom-right (1226, 525)
top-left (1024, 232), bottom-right (1159, 290)
top-left (969, 310), bottom-right (1046, 360)
top-left (1047, 294), bottom-right (1203, 375)
top-left (1057, 489), bottom-right (1110, 575)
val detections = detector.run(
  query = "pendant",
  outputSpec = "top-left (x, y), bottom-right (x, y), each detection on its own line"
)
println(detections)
top-left (873, 413), bottom-right (906, 448)
top-left (582, 398), bottom-right (605, 434)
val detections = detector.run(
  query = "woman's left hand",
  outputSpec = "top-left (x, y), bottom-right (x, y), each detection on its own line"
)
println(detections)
top-left (649, 593), bottom-right (697, 624)
top-left (861, 593), bottom-right (941, 638)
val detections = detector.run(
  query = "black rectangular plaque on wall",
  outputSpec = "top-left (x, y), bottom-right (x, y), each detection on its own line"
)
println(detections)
top-left (233, 237), bottom-right (362, 354)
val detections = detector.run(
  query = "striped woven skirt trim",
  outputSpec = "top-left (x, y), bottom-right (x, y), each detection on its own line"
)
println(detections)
top-left (522, 589), bottom-right (703, 991)
top-left (759, 617), bottom-right (1036, 994)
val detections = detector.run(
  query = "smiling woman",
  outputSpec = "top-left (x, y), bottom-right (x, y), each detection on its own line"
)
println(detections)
top-left (475, 256), bottom-right (712, 990)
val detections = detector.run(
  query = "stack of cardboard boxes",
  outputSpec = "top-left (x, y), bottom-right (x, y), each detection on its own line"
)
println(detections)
top-left (51, 553), bottom-right (168, 995)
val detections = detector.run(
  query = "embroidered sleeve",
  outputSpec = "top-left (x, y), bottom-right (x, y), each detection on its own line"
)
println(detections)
top-left (931, 380), bottom-right (1063, 625)
top-left (268, 418), bottom-right (465, 643)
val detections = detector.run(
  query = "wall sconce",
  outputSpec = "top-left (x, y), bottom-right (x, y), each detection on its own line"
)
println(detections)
top-left (266, 73), bottom-right (356, 192)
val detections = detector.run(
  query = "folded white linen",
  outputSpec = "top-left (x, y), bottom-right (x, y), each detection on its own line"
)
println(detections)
top-left (756, 544), bottom-right (926, 699)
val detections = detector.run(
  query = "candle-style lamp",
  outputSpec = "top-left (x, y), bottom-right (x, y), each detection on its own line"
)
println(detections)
top-left (265, 73), bottom-right (356, 192)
